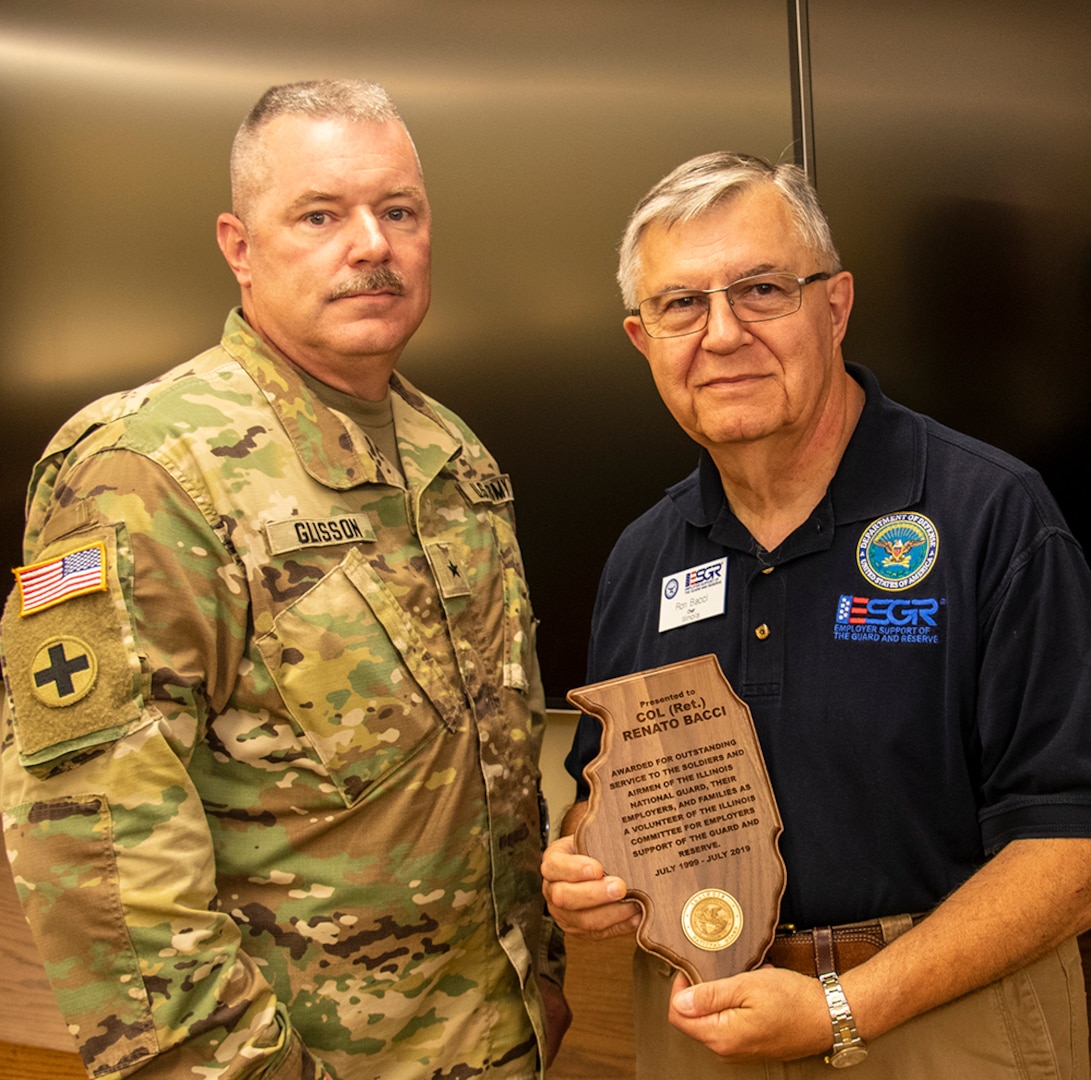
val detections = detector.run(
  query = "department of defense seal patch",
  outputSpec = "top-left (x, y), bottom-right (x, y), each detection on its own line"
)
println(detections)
top-left (856, 514), bottom-right (939, 591)
top-left (681, 889), bottom-right (744, 952)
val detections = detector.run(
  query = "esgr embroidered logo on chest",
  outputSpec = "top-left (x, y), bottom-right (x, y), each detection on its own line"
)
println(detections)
top-left (856, 513), bottom-right (938, 590)
top-left (834, 594), bottom-right (944, 645)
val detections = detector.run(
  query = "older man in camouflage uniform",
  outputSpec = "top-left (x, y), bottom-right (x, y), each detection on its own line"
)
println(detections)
top-left (0, 80), bottom-right (567, 1080)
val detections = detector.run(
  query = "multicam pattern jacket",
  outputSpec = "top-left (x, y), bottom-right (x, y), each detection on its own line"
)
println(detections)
top-left (0, 310), bottom-right (556, 1080)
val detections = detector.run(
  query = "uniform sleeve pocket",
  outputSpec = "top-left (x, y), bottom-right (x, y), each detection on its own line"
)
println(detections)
top-left (4, 796), bottom-right (157, 1076)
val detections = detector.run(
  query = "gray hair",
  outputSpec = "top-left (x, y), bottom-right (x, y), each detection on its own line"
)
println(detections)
top-left (616, 152), bottom-right (841, 309)
top-left (230, 79), bottom-right (416, 221)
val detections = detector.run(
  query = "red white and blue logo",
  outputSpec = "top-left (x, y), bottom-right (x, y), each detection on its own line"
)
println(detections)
top-left (834, 594), bottom-right (943, 644)
top-left (856, 513), bottom-right (938, 591)
top-left (15, 542), bottom-right (107, 616)
top-left (685, 562), bottom-right (724, 589)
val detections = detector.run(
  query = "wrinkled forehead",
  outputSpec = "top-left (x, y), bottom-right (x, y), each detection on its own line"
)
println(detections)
top-left (636, 188), bottom-right (809, 290)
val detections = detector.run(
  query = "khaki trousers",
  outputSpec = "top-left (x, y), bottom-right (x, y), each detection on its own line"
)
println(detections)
top-left (632, 936), bottom-right (1089, 1079)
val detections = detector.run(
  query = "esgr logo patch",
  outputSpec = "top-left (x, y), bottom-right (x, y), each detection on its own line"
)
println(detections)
top-left (834, 594), bottom-right (944, 644)
top-left (856, 513), bottom-right (938, 591)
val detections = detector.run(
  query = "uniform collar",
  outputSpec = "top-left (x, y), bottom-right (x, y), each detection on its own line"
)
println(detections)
top-left (219, 309), bottom-right (463, 492)
top-left (668, 363), bottom-right (926, 555)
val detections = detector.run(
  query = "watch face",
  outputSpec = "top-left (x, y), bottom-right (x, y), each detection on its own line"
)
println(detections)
top-left (830, 1045), bottom-right (869, 1068)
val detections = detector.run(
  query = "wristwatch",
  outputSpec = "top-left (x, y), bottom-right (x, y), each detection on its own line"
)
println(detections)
top-left (818, 971), bottom-right (868, 1068)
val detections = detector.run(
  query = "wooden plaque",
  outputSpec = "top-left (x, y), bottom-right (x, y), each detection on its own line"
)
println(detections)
top-left (569, 654), bottom-right (786, 983)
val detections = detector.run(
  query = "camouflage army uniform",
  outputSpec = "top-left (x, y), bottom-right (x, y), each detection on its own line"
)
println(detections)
top-left (0, 310), bottom-right (558, 1080)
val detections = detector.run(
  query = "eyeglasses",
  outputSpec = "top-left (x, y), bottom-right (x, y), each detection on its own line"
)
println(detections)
top-left (633, 271), bottom-right (832, 338)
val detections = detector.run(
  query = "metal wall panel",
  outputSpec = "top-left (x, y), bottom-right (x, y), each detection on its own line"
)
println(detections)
top-left (0, 2), bottom-right (793, 702)
top-left (808, 0), bottom-right (1091, 548)
top-left (11, 4), bottom-right (1084, 701)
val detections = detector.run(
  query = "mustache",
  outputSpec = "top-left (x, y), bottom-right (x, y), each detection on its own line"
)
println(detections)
top-left (329, 267), bottom-right (405, 301)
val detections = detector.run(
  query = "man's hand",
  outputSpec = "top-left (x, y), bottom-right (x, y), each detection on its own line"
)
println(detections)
top-left (540, 832), bottom-right (642, 938)
top-left (668, 967), bottom-right (832, 1063)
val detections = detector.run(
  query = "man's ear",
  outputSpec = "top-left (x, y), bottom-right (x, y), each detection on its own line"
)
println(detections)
top-left (216, 212), bottom-right (252, 288)
top-left (826, 270), bottom-right (854, 349)
top-left (623, 313), bottom-right (651, 358)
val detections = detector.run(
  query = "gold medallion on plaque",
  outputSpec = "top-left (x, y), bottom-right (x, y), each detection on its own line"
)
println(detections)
top-left (681, 889), bottom-right (744, 952)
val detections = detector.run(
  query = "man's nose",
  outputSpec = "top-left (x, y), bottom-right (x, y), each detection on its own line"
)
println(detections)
top-left (347, 211), bottom-right (393, 263)
top-left (700, 290), bottom-right (751, 350)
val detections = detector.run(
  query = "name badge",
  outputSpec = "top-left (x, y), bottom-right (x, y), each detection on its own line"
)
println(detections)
top-left (659, 557), bottom-right (727, 632)
top-left (265, 514), bottom-right (376, 555)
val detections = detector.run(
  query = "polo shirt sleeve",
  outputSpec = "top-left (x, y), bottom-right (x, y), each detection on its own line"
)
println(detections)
top-left (976, 518), bottom-right (1091, 853)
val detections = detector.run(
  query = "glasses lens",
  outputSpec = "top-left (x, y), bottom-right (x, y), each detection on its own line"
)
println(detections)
top-left (727, 274), bottom-right (802, 321)
top-left (640, 292), bottom-right (710, 337)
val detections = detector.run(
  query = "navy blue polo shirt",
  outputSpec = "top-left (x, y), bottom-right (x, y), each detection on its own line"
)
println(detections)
top-left (566, 364), bottom-right (1091, 928)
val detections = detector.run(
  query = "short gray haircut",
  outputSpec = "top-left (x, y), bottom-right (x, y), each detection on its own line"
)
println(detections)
top-left (230, 79), bottom-right (416, 221)
top-left (616, 152), bottom-right (841, 309)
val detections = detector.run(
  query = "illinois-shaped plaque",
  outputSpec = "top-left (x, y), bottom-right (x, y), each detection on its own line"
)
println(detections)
top-left (569, 654), bottom-right (786, 984)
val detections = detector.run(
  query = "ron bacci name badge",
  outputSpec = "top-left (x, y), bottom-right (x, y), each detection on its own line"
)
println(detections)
top-left (659, 557), bottom-right (727, 633)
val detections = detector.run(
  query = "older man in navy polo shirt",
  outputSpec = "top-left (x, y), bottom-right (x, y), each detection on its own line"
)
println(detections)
top-left (543, 152), bottom-right (1091, 1079)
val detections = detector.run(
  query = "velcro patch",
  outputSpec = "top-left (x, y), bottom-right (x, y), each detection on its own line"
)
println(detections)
top-left (424, 541), bottom-right (472, 599)
top-left (458, 475), bottom-right (514, 505)
top-left (2, 529), bottom-right (143, 768)
top-left (30, 636), bottom-right (99, 707)
top-left (265, 514), bottom-right (376, 555)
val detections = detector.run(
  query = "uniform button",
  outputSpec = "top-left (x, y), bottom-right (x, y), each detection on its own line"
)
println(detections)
top-left (761, 566), bottom-right (775, 575)
top-left (754, 623), bottom-right (771, 640)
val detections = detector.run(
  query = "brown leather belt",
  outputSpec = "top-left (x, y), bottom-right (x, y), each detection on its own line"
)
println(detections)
top-left (767, 913), bottom-right (925, 977)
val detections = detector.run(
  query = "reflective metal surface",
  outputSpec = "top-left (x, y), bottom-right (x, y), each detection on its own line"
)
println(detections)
top-left (2, 2), bottom-right (1088, 701)
top-left (810, 1), bottom-right (1091, 551)
top-left (0, 2), bottom-right (792, 701)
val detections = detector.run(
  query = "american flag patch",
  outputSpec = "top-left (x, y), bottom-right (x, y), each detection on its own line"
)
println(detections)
top-left (15, 542), bottom-right (107, 616)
